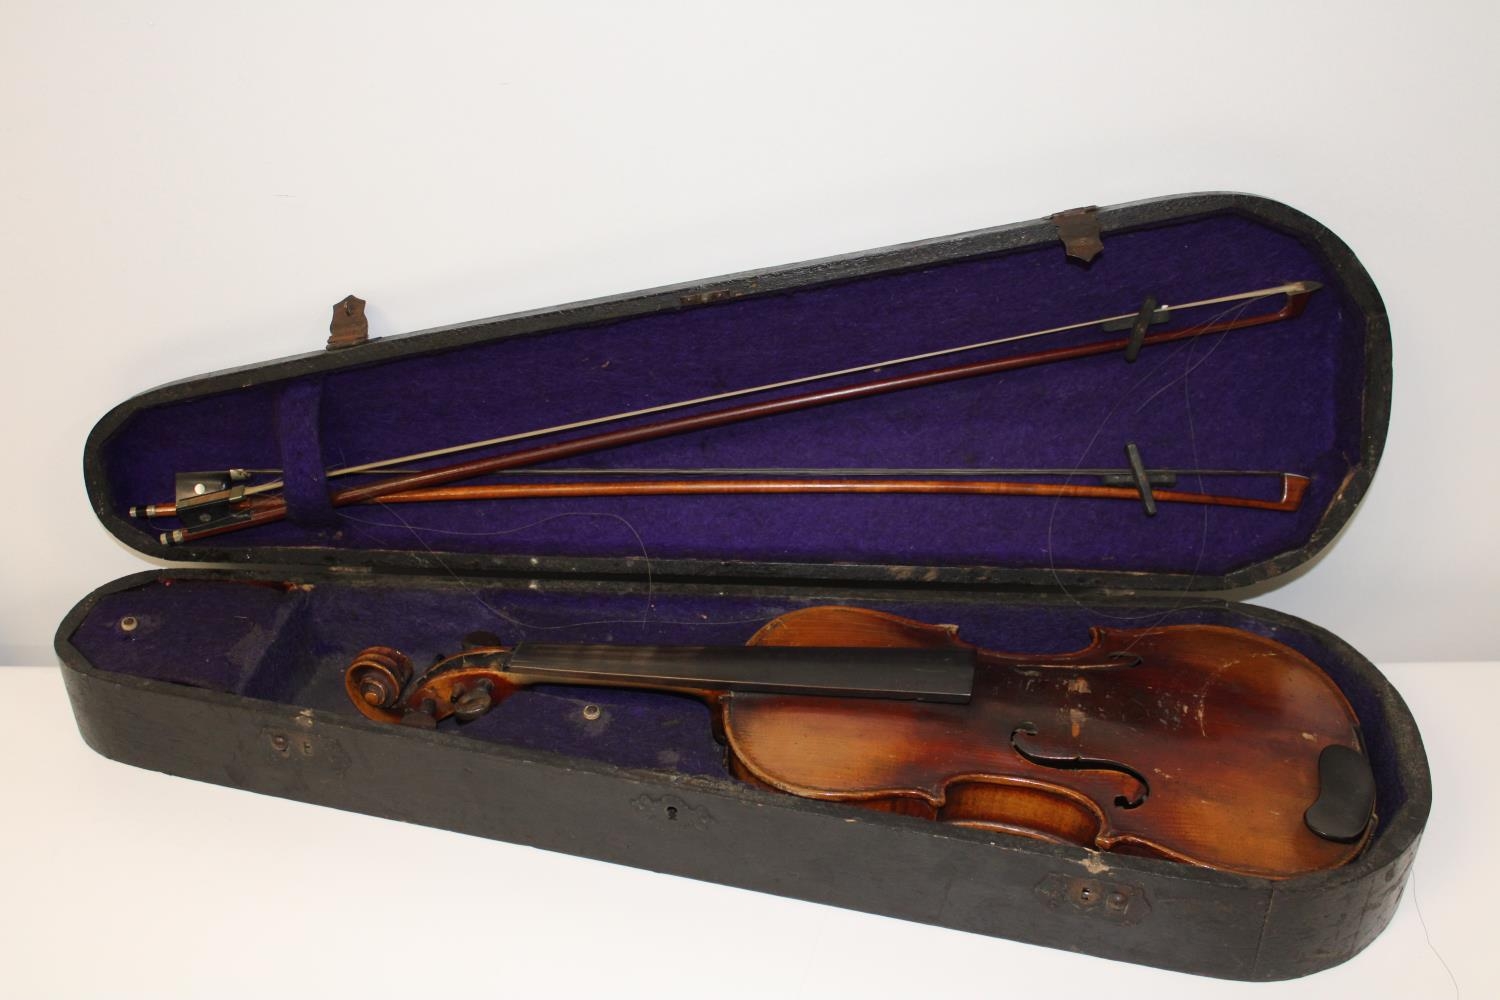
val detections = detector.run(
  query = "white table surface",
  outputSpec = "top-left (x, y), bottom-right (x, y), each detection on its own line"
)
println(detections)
top-left (0, 661), bottom-right (1480, 999)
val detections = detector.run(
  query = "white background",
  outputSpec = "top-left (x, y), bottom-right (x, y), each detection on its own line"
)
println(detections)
top-left (3, 2), bottom-right (1498, 663)
top-left (2, 3), bottom-right (1495, 997)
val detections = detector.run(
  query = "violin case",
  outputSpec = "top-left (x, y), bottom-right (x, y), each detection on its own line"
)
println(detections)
top-left (57, 192), bottom-right (1429, 981)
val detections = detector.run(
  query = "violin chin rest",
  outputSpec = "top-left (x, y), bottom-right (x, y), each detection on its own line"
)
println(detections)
top-left (1303, 744), bottom-right (1376, 843)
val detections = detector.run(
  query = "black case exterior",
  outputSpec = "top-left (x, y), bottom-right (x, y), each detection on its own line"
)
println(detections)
top-left (57, 194), bottom-right (1429, 980)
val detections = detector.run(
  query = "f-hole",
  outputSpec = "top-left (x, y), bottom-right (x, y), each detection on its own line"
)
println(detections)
top-left (1011, 723), bottom-right (1151, 809)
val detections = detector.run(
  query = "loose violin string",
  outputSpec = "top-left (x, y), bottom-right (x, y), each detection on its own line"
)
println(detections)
top-left (1041, 293), bottom-right (1265, 634)
top-left (232, 281), bottom-right (1312, 499)
top-left (324, 292), bottom-right (1278, 646)
top-left (1131, 307), bottom-right (1255, 415)
top-left (1411, 864), bottom-right (1461, 999)
top-left (162, 286), bottom-right (1305, 643)
top-left (328, 290), bottom-right (1287, 641)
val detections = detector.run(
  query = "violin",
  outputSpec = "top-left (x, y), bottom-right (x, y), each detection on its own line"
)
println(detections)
top-left (346, 606), bottom-right (1375, 879)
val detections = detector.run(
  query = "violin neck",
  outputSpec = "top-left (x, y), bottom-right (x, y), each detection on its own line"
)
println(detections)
top-left (497, 643), bottom-right (975, 703)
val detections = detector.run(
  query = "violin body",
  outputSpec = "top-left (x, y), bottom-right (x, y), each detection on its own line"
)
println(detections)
top-left (727, 607), bottom-right (1369, 878)
top-left (348, 605), bottom-right (1372, 879)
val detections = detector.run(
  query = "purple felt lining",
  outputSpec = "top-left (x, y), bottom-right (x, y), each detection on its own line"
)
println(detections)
top-left (68, 575), bottom-right (1407, 830)
top-left (276, 380), bottom-right (337, 527)
top-left (99, 213), bottom-right (1370, 579)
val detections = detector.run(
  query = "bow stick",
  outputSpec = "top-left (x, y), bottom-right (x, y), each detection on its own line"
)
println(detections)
top-left (140, 472), bottom-right (1310, 518)
top-left (151, 280), bottom-right (1320, 544)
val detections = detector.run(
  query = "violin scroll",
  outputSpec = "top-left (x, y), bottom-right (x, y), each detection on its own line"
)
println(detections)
top-left (348, 643), bottom-right (521, 728)
top-left (346, 646), bottom-right (413, 724)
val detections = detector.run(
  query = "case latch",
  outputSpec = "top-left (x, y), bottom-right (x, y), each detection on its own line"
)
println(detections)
top-left (1050, 206), bottom-right (1103, 263)
top-left (327, 294), bottom-right (369, 349)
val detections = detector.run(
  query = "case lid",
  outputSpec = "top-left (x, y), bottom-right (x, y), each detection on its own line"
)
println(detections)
top-left (84, 193), bottom-right (1389, 592)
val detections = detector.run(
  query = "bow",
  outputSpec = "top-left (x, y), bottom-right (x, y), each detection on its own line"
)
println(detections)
top-left (137, 280), bottom-right (1321, 544)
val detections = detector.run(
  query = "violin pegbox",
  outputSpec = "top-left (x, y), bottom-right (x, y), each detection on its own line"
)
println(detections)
top-left (346, 635), bottom-right (519, 728)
